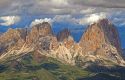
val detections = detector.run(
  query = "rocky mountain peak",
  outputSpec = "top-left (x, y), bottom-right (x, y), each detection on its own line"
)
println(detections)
top-left (26, 22), bottom-right (53, 45)
top-left (97, 18), bottom-right (109, 24)
top-left (79, 19), bottom-right (124, 65)
top-left (0, 28), bottom-right (28, 54)
top-left (32, 22), bottom-right (52, 36)
top-left (80, 19), bottom-right (119, 49)
top-left (57, 28), bottom-right (71, 42)
top-left (0, 28), bottom-right (23, 43)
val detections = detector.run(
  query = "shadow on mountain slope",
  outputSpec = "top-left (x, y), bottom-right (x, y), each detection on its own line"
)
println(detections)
top-left (77, 64), bottom-right (125, 80)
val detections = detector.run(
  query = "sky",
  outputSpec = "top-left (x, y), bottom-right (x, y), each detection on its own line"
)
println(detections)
top-left (0, 0), bottom-right (125, 48)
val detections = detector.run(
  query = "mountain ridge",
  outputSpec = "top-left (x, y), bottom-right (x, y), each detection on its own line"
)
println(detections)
top-left (0, 19), bottom-right (125, 67)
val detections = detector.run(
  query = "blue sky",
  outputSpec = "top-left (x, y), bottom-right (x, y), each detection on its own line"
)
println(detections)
top-left (0, 0), bottom-right (125, 48)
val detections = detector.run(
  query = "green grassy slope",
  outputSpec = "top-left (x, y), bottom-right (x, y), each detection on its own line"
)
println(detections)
top-left (0, 54), bottom-right (90, 80)
top-left (0, 53), bottom-right (125, 80)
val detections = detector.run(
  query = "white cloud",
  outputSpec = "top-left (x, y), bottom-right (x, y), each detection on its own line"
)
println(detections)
top-left (78, 12), bottom-right (107, 25)
top-left (31, 12), bottom-right (125, 27)
top-left (44, 14), bottom-right (107, 26)
top-left (0, 16), bottom-right (20, 26)
top-left (52, 13), bottom-right (107, 26)
top-left (30, 15), bottom-right (79, 27)
top-left (30, 18), bottom-right (52, 26)
top-left (86, 13), bottom-right (107, 23)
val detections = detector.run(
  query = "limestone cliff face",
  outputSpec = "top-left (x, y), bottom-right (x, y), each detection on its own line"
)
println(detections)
top-left (0, 28), bottom-right (26, 54)
top-left (80, 19), bottom-right (121, 52)
top-left (0, 28), bottom-right (25, 44)
top-left (56, 28), bottom-right (74, 49)
top-left (57, 28), bottom-right (70, 42)
top-left (50, 36), bottom-right (59, 50)
top-left (79, 19), bottom-right (124, 65)
top-left (26, 22), bottom-right (53, 45)
top-left (64, 36), bottom-right (74, 49)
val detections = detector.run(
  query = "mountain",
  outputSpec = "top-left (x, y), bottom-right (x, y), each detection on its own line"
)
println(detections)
top-left (0, 22), bottom-right (53, 62)
top-left (0, 19), bottom-right (125, 66)
top-left (0, 19), bottom-right (125, 80)
top-left (26, 22), bottom-right (53, 45)
top-left (79, 19), bottom-right (125, 67)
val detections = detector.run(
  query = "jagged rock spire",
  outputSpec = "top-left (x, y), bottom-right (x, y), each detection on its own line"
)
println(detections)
top-left (57, 28), bottom-right (70, 42)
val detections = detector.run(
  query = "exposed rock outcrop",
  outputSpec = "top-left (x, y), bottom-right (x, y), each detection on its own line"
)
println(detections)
top-left (50, 36), bottom-right (59, 50)
top-left (57, 28), bottom-right (70, 42)
top-left (63, 36), bottom-right (74, 49)
top-left (0, 22), bottom-right (53, 61)
top-left (79, 19), bottom-right (125, 66)
top-left (26, 22), bottom-right (53, 45)
top-left (0, 28), bottom-right (27, 54)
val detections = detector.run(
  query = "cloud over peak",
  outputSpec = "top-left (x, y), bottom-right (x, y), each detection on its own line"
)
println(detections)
top-left (86, 13), bottom-right (107, 23)
top-left (30, 18), bottom-right (52, 26)
top-left (77, 12), bottom-right (107, 25)
top-left (30, 13), bottom-right (107, 27)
